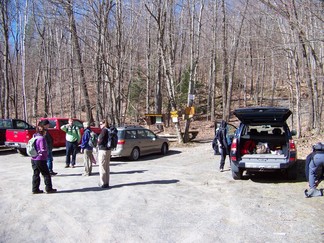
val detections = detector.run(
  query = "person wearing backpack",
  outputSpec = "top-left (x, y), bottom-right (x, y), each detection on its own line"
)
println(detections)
top-left (216, 120), bottom-right (231, 172)
top-left (80, 121), bottom-right (94, 176)
top-left (31, 124), bottom-right (57, 194)
top-left (61, 118), bottom-right (81, 168)
top-left (304, 142), bottom-right (324, 198)
top-left (97, 119), bottom-right (111, 188)
top-left (40, 119), bottom-right (57, 176)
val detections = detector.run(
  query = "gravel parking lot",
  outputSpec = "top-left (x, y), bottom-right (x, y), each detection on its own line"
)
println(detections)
top-left (0, 142), bottom-right (323, 242)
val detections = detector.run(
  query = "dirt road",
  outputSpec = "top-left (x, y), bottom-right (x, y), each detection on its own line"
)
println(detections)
top-left (0, 142), bottom-right (323, 242)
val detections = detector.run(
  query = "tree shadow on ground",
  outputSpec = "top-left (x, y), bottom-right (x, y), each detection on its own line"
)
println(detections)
top-left (111, 149), bottom-right (182, 162)
top-left (56, 179), bottom-right (179, 193)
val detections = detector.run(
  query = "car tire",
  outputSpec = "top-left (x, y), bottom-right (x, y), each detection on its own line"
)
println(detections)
top-left (231, 162), bottom-right (243, 180)
top-left (161, 143), bottom-right (168, 155)
top-left (17, 148), bottom-right (27, 156)
top-left (287, 163), bottom-right (297, 180)
top-left (129, 147), bottom-right (140, 161)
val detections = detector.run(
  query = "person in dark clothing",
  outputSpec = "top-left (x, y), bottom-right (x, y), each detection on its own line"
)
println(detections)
top-left (304, 142), bottom-right (324, 198)
top-left (216, 120), bottom-right (231, 172)
top-left (97, 119), bottom-right (111, 188)
top-left (31, 124), bottom-right (57, 194)
top-left (39, 119), bottom-right (57, 175)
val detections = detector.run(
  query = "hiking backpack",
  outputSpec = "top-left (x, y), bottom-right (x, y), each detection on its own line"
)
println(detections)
top-left (88, 131), bottom-right (98, 148)
top-left (106, 126), bottom-right (118, 149)
top-left (26, 136), bottom-right (40, 157)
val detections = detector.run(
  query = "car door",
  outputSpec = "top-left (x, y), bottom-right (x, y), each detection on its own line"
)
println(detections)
top-left (136, 129), bottom-right (150, 155)
top-left (143, 129), bottom-right (160, 154)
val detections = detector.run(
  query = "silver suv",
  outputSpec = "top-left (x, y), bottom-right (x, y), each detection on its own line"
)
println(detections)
top-left (111, 126), bottom-right (169, 161)
top-left (230, 107), bottom-right (297, 180)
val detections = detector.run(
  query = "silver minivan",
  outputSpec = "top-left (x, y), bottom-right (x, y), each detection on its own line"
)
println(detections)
top-left (111, 126), bottom-right (169, 161)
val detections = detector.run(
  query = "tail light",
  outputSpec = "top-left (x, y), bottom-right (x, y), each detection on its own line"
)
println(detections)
top-left (289, 139), bottom-right (297, 162)
top-left (118, 140), bottom-right (125, 145)
top-left (231, 138), bottom-right (237, 162)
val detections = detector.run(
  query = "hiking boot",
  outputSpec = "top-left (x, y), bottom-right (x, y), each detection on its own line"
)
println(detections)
top-left (305, 188), bottom-right (323, 198)
top-left (46, 188), bottom-right (57, 194)
top-left (99, 183), bottom-right (109, 189)
top-left (71, 165), bottom-right (75, 168)
top-left (32, 190), bottom-right (44, 194)
top-left (50, 171), bottom-right (58, 176)
top-left (65, 165), bottom-right (70, 168)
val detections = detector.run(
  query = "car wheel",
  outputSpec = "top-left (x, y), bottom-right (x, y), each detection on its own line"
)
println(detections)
top-left (129, 147), bottom-right (140, 161)
top-left (231, 162), bottom-right (243, 180)
top-left (161, 143), bottom-right (168, 155)
top-left (17, 148), bottom-right (27, 156)
top-left (287, 163), bottom-right (297, 180)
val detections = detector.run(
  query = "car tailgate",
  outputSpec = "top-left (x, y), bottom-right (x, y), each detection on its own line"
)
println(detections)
top-left (240, 154), bottom-right (289, 169)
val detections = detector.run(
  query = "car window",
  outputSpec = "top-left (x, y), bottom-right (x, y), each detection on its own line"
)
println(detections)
top-left (227, 124), bottom-right (237, 135)
top-left (15, 120), bottom-right (30, 129)
top-left (48, 120), bottom-right (57, 129)
top-left (125, 130), bottom-right (136, 139)
top-left (145, 130), bottom-right (156, 139)
top-left (59, 120), bottom-right (68, 127)
top-left (246, 125), bottom-right (283, 135)
top-left (0, 120), bottom-right (11, 128)
top-left (137, 130), bottom-right (146, 139)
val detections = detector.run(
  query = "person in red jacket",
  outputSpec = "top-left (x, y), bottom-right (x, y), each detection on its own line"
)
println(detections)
top-left (31, 124), bottom-right (57, 194)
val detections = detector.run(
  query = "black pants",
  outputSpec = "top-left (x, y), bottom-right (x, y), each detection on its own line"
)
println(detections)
top-left (66, 140), bottom-right (78, 166)
top-left (31, 159), bottom-right (53, 192)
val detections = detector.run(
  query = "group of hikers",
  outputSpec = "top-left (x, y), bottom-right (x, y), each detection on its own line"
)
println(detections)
top-left (213, 120), bottom-right (324, 198)
top-left (30, 117), bottom-right (323, 197)
top-left (31, 118), bottom-right (115, 194)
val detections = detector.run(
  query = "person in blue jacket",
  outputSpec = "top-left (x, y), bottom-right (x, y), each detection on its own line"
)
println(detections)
top-left (305, 142), bottom-right (324, 198)
top-left (31, 124), bottom-right (57, 194)
top-left (80, 122), bottom-right (94, 176)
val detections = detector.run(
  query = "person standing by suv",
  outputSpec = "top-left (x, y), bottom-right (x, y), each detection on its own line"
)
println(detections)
top-left (61, 118), bottom-right (81, 168)
top-left (97, 119), bottom-right (111, 188)
top-left (216, 120), bottom-right (231, 172)
top-left (305, 142), bottom-right (324, 198)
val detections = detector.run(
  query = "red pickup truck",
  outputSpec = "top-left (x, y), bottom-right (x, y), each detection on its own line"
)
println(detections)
top-left (5, 118), bottom-right (101, 155)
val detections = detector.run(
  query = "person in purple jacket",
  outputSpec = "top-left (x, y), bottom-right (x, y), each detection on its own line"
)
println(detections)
top-left (31, 124), bottom-right (57, 194)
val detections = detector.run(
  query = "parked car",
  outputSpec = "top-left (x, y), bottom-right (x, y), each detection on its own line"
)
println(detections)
top-left (0, 119), bottom-right (34, 145)
top-left (230, 107), bottom-right (297, 180)
top-left (111, 126), bottom-right (169, 161)
top-left (5, 117), bottom-right (101, 155)
top-left (212, 121), bottom-right (237, 155)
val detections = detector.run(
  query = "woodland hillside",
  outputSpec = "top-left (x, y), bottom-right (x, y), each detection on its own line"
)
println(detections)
top-left (0, 0), bottom-right (323, 143)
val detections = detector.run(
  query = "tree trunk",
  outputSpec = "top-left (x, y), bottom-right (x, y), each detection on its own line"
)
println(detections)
top-left (1, 0), bottom-right (10, 118)
top-left (63, 0), bottom-right (93, 122)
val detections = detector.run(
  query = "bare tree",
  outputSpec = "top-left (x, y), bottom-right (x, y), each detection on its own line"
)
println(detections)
top-left (183, 0), bottom-right (204, 143)
top-left (0, 0), bottom-right (11, 118)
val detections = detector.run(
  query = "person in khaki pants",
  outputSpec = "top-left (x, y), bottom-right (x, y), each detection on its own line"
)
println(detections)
top-left (80, 122), bottom-right (94, 176)
top-left (97, 119), bottom-right (111, 188)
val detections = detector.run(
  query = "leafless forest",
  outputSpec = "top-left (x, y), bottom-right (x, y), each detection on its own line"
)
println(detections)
top-left (0, 0), bottom-right (323, 142)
